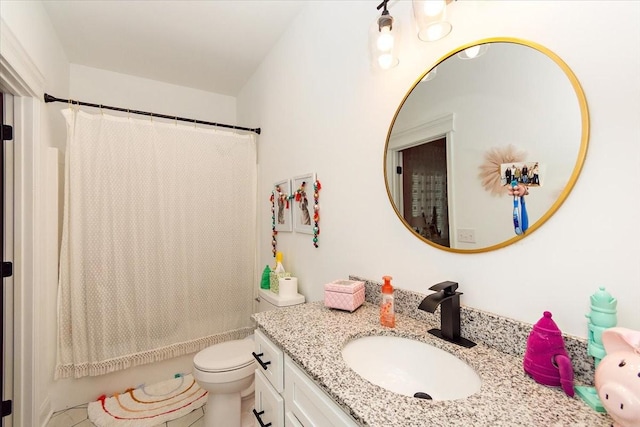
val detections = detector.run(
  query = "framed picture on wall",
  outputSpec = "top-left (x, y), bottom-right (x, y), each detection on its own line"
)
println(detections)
top-left (273, 179), bottom-right (292, 232)
top-left (292, 173), bottom-right (316, 234)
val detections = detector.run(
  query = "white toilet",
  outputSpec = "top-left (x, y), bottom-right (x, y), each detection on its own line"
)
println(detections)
top-left (193, 288), bottom-right (305, 427)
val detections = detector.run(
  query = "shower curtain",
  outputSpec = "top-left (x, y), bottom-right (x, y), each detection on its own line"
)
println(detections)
top-left (56, 109), bottom-right (257, 379)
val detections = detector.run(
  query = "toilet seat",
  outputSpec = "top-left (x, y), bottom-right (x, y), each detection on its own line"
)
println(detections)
top-left (194, 339), bottom-right (254, 373)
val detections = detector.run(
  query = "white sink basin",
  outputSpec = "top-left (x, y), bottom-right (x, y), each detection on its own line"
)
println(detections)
top-left (342, 335), bottom-right (481, 401)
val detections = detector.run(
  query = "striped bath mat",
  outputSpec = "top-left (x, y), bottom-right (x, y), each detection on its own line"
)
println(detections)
top-left (87, 373), bottom-right (207, 427)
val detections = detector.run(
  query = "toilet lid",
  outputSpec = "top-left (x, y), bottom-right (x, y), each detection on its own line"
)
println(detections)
top-left (194, 339), bottom-right (255, 373)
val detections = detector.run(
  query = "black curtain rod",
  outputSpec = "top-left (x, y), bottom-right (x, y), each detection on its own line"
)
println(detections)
top-left (43, 93), bottom-right (261, 135)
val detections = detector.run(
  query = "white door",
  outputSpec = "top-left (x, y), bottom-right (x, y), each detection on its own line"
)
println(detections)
top-left (1, 92), bottom-right (15, 427)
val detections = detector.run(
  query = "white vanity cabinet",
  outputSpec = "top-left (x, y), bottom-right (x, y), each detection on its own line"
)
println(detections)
top-left (284, 356), bottom-right (359, 427)
top-left (254, 366), bottom-right (285, 427)
top-left (253, 329), bottom-right (358, 427)
top-left (253, 329), bottom-right (285, 427)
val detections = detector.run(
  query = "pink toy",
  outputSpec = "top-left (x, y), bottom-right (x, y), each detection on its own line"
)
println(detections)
top-left (595, 327), bottom-right (640, 427)
top-left (523, 311), bottom-right (575, 396)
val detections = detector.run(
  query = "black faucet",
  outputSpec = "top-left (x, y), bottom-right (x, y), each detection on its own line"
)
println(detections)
top-left (418, 281), bottom-right (476, 348)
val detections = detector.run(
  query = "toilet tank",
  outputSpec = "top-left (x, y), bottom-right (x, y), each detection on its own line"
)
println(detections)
top-left (257, 288), bottom-right (305, 312)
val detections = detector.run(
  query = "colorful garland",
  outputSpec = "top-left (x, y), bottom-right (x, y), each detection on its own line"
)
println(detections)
top-left (293, 179), bottom-right (321, 248)
top-left (312, 180), bottom-right (321, 248)
top-left (271, 179), bottom-right (321, 253)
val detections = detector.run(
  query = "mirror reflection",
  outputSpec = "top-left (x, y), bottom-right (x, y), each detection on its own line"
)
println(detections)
top-left (385, 38), bottom-right (588, 253)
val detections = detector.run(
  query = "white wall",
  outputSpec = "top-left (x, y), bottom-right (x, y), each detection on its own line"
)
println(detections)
top-left (70, 64), bottom-right (237, 132)
top-left (238, 1), bottom-right (640, 338)
top-left (4, 2), bottom-right (240, 415)
top-left (1, 0), bottom-right (69, 149)
top-left (1, 1), bottom-right (69, 425)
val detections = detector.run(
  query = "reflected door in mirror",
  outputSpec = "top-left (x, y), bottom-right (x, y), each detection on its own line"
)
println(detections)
top-left (401, 138), bottom-right (450, 247)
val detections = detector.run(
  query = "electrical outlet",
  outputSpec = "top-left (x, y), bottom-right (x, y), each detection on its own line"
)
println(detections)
top-left (457, 228), bottom-right (476, 243)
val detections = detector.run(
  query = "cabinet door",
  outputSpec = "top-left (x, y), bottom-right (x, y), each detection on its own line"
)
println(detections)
top-left (284, 412), bottom-right (304, 427)
top-left (254, 369), bottom-right (284, 427)
top-left (284, 356), bottom-right (359, 427)
top-left (255, 329), bottom-right (285, 392)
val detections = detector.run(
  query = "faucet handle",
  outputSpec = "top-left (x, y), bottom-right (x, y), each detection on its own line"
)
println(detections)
top-left (429, 281), bottom-right (459, 295)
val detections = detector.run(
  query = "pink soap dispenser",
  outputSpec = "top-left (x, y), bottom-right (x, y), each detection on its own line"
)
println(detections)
top-left (523, 311), bottom-right (575, 396)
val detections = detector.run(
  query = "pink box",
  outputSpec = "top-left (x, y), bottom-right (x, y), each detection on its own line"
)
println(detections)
top-left (324, 280), bottom-right (365, 312)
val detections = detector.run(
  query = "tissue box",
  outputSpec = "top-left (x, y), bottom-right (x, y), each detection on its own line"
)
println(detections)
top-left (324, 280), bottom-right (365, 312)
top-left (269, 271), bottom-right (290, 293)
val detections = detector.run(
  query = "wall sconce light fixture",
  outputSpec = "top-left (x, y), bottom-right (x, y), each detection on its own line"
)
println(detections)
top-left (372, 0), bottom-right (399, 70)
top-left (413, 0), bottom-right (453, 42)
top-left (457, 44), bottom-right (489, 60)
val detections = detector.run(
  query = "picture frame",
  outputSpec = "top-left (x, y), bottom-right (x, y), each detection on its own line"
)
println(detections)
top-left (292, 173), bottom-right (316, 234)
top-left (500, 162), bottom-right (543, 188)
top-left (273, 179), bottom-right (292, 232)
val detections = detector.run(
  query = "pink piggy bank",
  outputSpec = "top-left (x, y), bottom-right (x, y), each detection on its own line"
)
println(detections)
top-left (595, 327), bottom-right (640, 427)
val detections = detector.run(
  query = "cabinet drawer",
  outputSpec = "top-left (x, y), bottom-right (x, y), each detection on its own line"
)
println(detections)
top-left (284, 356), bottom-right (359, 427)
top-left (254, 329), bottom-right (285, 393)
top-left (254, 369), bottom-right (284, 427)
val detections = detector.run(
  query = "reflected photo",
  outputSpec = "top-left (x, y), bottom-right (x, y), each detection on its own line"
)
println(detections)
top-left (500, 162), bottom-right (543, 187)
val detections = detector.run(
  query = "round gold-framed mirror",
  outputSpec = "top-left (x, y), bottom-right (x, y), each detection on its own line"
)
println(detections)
top-left (384, 37), bottom-right (589, 253)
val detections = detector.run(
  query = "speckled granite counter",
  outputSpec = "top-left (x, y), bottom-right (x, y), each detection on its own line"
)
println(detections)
top-left (253, 302), bottom-right (612, 427)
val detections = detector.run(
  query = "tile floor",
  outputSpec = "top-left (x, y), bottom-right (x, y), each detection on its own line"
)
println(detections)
top-left (45, 397), bottom-right (255, 427)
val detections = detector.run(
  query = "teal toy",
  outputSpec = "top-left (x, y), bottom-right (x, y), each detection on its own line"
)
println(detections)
top-left (575, 286), bottom-right (617, 413)
top-left (587, 286), bottom-right (617, 366)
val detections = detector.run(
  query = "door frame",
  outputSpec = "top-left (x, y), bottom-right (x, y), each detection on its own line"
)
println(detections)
top-left (1, 17), bottom-right (47, 427)
top-left (387, 113), bottom-right (458, 246)
top-left (2, 91), bottom-right (16, 427)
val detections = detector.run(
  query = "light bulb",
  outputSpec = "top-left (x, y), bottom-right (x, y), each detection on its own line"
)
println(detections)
top-left (427, 23), bottom-right (444, 40)
top-left (378, 53), bottom-right (394, 70)
top-left (464, 46), bottom-right (481, 59)
top-left (457, 44), bottom-right (488, 59)
top-left (377, 27), bottom-right (394, 52)
top-left (423, 0), bottom-right (445, 17)
top-left (421, 67), bottom-right (437, 82)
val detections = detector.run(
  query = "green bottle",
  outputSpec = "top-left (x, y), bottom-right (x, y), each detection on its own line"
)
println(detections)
top-left (260, 265), bottom-right (271, 289)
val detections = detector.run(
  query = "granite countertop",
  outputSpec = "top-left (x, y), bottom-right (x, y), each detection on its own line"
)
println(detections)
top-left (253, 301), bottom-right (612, 427)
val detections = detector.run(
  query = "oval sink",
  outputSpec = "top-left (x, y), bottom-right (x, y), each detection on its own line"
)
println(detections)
top-left (342, 335), bottom-right (481, 400)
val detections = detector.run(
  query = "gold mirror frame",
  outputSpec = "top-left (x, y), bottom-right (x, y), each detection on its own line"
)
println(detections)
top-left (383, 37), bottom-right (590, 253)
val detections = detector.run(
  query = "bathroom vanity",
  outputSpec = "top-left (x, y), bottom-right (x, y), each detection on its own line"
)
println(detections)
top-left (253, 329), bottom-right (358, 426)
top-left (252, 300), bottom-right (611, 427)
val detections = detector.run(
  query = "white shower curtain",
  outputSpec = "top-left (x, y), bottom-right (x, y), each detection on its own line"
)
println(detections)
top-left (56, 109), bottom-right (257, 379)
